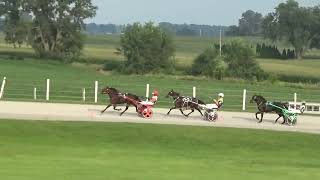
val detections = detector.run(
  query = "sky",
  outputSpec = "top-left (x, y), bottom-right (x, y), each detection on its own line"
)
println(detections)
top-left (89, 0), bottom-right (319, 26)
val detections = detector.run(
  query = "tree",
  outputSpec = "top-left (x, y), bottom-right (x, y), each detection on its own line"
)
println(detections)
top-left (190, 48), bottom-right (225, 78)
top-left (0, 0), bottom-right (97, 59)
top-left (176, 27), bottom-right (197, 36)
top-left (0, 18), bottom-right (4, 31)
top-left (225, 25), bottom-right (239, 36)
top-left (238, 10), bottom-right (263, 36)
top-left (262, 0), bottom-right (320, 59)
top-left (223, 40), bottom-right (266, 80)
top-left (0, 0), bottom-right (29, 48)
top-left (118, 22), bottom-right (175, 74)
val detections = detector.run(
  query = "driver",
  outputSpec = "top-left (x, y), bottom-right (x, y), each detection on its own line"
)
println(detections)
top-left (151, 89), bottom-right (159, 103)
top-left (214, 93), bottom-right (224, 108)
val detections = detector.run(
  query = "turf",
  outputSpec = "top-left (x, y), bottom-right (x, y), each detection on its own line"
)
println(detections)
top-left (0, 120), bottom-right (319, 180)
top-left (1, 58), bottom-right (320, 111)
top-left (259, 59), bottom-right (320, 78)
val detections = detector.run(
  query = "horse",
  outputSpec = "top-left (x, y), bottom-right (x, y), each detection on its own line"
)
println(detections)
top-left (166, 90), bottom-right (206, 117)
top-left (250, 95), bottom-right (289, 124)
top-left (101, 86), bottom-right (141, 116)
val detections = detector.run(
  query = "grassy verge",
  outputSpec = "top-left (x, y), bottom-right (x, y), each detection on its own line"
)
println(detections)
top-left (1, 58), bottom-right (320, 112)
top-left (0, 120), bottom-right (319, 180)
top-left (258, 59), bottom-right (320, 78)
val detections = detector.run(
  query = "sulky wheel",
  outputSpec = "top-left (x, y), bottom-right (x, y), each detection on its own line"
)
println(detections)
top-left (204, 111), bottom-right (218, 122)
top-left (288, 114), bottom-right (297, 126)
top-left (141, 107), bottom-right (153, 119)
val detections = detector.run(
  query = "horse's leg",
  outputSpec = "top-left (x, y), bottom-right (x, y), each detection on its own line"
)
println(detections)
top-left (274, 114), bottom-right (282, 124)
top-left (281, 115), bottom-right (287, 125)
top-left (259, 112), bottom-right (264, 123)
top-left (196, 107), bottom-right (204, 116)
top-left (167, 107), bottom-right (176, 115)
top-left (120, 105), bottom-right (129, 116)
top-left (186, 109), bottom-right (195, 116)
top-left (101, 104), bottom-right (112, 114)
top-left (113, 105), bottom-right (122, 111)
top-left (255, 112), bottom-right (260, 120)
top-left (180, 109), bottom-right (189, 117)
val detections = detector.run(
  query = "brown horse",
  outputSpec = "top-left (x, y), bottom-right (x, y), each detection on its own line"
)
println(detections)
top-left (166, 90), bottom-right (205, 117)
top-left (250, 95), bottom-right (288, 124)
top-left (101, 87), bottom-right (141, 116)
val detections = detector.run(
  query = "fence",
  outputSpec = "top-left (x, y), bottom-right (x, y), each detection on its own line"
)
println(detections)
top-left (1, 76), bottom-right (319, 114)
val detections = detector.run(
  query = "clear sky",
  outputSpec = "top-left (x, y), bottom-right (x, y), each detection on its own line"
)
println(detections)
top-left (89, 0), bottom-right (319, 26)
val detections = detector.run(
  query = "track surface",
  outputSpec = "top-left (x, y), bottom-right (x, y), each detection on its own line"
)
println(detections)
top-left (0, 101), bottom-right (320, 134)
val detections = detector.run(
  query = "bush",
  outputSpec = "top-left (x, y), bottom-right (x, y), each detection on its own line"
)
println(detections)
top-left (118, 22), bottom-right (175, 74)
top-left (189, 48), bottom-right (225, 78)
top-left (103, 61), bottom-right (123, 71)
top-left (277, 74), bottom-right (320, 84)
top-left (223, 40), bottom-right (267, 81)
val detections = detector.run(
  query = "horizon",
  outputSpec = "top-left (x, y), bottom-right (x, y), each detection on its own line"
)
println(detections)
top-left (88, 0), bottom-right (319, 26)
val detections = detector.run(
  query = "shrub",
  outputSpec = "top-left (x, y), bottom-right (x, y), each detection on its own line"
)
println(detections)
top-left (224, 40), bottom-right (267, 81)
top-left (117, 22), bottom-right (175, 74)
top-left (103, 61), bottom-right (122, 71)
top-left (189, 48), bottom-right (225, 78)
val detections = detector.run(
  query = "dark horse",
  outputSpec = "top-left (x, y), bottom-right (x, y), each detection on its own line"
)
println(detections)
top-left (101, 86), bottom-right (141, 116)
top-left (250, 95), bottom-right (288, 124)
top-left (166, 90), bottom-right (205, 117)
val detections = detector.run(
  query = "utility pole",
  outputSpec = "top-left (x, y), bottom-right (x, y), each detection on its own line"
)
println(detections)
top-left (219, 29), bottom-right (222, 56)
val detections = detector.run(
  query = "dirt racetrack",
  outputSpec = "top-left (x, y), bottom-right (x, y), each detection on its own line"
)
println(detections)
top-left (0, 101), bottom-right (320, 134)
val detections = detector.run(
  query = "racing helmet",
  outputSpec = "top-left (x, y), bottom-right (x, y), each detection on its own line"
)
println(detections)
top-left (152, 89), bottom-right (159, 96)
top-left (218, 93), bottom-right (224, 98)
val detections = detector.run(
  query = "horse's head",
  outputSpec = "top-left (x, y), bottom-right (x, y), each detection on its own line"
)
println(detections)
top-left (250, 95), bottom-right (258, 103)
top-left (101, 86), bottom-right (118, 95)
top-left (166, 89), bottom-right (180, 98)
top-left (250, 95), bottom-right (266, 104)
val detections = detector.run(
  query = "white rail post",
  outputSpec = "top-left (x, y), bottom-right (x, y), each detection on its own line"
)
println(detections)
top-left (0, 77), bottom-right (7, 99)
top-left (34, 88), bottom-right (37, 100)
top-left (294, 93), bottom-right (297, 109)
top-left (146, 84), bottom-right (150, 98)
top-left (46, 79), bottom-right (50, 101)
top-left (82, 88), bottom-right (86, 102)
top-left (94, 81), bottom-right (98, 103)
top-left (242, 89), bottom-right (247, 111)
top-left (193, 87), bottom-right (196, 98)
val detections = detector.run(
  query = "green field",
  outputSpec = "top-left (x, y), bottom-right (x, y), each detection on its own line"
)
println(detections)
top-left (1, 33), bottom-right (319, 76)
top-left (0, 120), bottom-right (319, 180)
top-left (1, 58), bottom-right (320, 111)
top-left (259, 59), bottom-right (320, 78)
top-left (1, 33), bottom-right (320, 110)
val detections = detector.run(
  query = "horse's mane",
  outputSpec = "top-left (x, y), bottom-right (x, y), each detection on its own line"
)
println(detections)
top-left (169, 90), bottom-right (180, 97)
top-left (255, 95), bottom-right (267, 102)
top-left (108, 87), bottom-right (119, 93)
top-left (127, 93), bottom-right (141, 101)
top-left (173, 90), bottom-right (180, 96)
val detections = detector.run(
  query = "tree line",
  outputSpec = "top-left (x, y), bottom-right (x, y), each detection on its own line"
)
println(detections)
top-left (226, 0), bottom-right (320, 59)
top-left (85, 22), bottom-right (228, 37)
top-left (256, 44), bottom-right (296, 59)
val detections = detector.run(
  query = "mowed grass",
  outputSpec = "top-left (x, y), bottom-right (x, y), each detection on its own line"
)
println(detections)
top-left (259, 59), bottom-right (320, 78)
top-left (0, 120), bottom-right (319, 180)
top-left (1, 58), bottom-right (320, 111)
